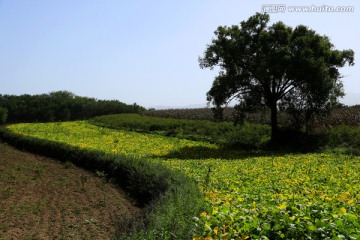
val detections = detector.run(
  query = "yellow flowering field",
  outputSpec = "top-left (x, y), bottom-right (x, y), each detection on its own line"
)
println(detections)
top-left (5, 121), bottom-right (360, 239)
top-left (7, 121), bottom-right (216, 158)
top-left (166, 156), bottom-right (360, 239)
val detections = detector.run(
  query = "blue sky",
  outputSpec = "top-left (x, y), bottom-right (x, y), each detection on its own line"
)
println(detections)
top-left (0, 0), bottom-right (359, 108)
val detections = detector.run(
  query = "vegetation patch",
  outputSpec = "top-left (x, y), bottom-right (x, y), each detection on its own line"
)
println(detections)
top-left (0, 91), bottom-right (144, 123)
top-left (167, 155), bottom-right (360, 239)
top-left (0, 123), bottom-right (206, 239)
top-left (327, 125), bottom-right (360, 150)
top-left (90, 113), bottom-right (271, 149)
top-left (91, 113), bottom-right (360, 154)
top-left (0, 107), bottom-right (7, 124)
top-left (2, 120), bottom-right (360, 239)
top-left (143, 106), bottom-right (360, 130)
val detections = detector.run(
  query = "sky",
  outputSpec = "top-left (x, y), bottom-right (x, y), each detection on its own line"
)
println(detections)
top-left (0, 0), bottom-right (359, 109)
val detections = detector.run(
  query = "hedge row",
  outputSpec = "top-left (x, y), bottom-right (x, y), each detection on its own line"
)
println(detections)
top-left (0, 126), bottom-right (206, 239)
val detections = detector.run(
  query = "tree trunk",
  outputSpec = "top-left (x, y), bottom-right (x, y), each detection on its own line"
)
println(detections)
top-left (270, 101), bottom-right (278, 142)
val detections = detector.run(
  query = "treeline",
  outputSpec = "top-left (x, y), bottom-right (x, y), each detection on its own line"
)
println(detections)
top-left (0, 91), bottom-right (145, 123)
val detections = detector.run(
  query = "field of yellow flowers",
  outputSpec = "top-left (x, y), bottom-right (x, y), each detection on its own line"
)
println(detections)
top-left (6, 121), bottom-right (360, 239)
top-left (7, 121), bottom-right (216, 158)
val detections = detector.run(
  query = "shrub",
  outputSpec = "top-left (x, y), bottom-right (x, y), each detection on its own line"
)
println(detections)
top-left (327, 125), bottom-right (360, 149)
top-left (224, 124), bottom-right (271, 149)
top-left (266, 128), bottom-right (324, 152)
top-left (0, 107), bottom-right (8, 124)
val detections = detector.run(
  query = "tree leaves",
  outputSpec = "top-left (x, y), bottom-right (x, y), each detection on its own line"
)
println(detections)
top-left (199, 12), bottom-right (354, 137)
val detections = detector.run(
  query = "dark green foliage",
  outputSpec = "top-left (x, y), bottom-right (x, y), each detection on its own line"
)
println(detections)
top-left (145, 108), bottom-right (219, 121)
top-left (0, 91), bottom-right (145, 123)
top-left (90, 113), bottom-right (235, 144)
top-left (116, 172), bottom-right (206, 239)
top-left (90, 114), bottom-right (271, 149)
top-left (326, 125), bottom-right (360, 154)
top-left (265, 128), bottom-right (324, 153)
top-left (0, 126), bottom-right (206, 239)
top-left (199, 12), bottom-right (354, 140)
top-left (260, 126), bottom-right (360, 154)
top-left (226, 124), bottom-right (271, 149)
top-left (0, 107), bottom-right (7, 124)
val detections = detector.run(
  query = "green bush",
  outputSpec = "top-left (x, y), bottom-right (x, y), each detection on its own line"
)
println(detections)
top-left (265, 128), bottom-right (324, 153)
top-left (225, 124), bottom-right (271, 149)
top-left (0, 107), bottom-right (7, 124)
top-left (327, 125), bottom-right (360, 149)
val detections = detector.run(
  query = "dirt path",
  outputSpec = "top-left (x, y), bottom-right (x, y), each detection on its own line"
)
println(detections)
top-left (0, 141), bottom-right (140, 240)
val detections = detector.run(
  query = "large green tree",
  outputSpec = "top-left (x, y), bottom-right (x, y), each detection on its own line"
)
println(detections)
top-left (199, 13), bottom-right (354, 140)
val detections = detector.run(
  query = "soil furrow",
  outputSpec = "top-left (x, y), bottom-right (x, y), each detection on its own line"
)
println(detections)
top-left (0, 141), bottom-right (140, 240)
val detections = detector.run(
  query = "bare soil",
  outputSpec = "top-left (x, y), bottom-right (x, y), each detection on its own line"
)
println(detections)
top-left (0, 141), bottom-right (140, 240)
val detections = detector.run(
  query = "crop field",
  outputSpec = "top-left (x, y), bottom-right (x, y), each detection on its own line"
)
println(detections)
top-left (0, 141), bottom-right (140, 240)
top-left (6, 121), bottom-right (217, 158)
top-left (170, 156), bottom-right (360, 239)
top-left (4, 121), bottom-right (360, 239)
top-left (144, 107), bottom-right (360, 129)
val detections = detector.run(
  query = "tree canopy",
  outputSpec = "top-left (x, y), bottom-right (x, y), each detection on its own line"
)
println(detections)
top-left (0, 91), bottom-right (145, 123)
top-left (199, 12), bottom-right (354, 140)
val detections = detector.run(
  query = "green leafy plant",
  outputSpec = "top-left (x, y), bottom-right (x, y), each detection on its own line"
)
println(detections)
top-left (2, 120), bottom-right (360, 239)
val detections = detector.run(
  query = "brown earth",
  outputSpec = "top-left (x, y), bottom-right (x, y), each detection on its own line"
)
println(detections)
top-left (0, 141), bottom-right (140, 240)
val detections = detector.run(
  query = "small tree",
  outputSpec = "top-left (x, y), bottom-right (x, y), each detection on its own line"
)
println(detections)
top-left (0, 107), bottom-right (8, 124)
top-left (199, 12), bottom-right (354, 141)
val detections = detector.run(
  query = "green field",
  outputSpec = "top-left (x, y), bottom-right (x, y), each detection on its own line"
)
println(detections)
top-left (3, 118), bottom-right (360, 239)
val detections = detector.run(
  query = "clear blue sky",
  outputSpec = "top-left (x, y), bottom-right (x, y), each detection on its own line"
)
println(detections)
top-left (0, 0), bottom-right (359, 108)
